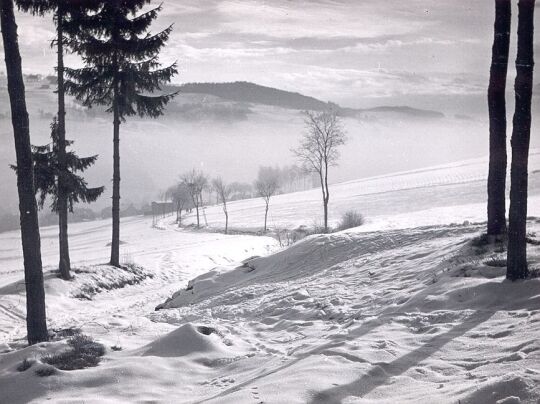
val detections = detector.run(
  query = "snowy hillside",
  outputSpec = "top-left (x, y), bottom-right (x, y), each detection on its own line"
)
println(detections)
top-left (1, 157), bottom-right (540, 403)
top-left (154, 222), bottom-right (540, 403)
top-left (183, 151), bottom-right (540, 232)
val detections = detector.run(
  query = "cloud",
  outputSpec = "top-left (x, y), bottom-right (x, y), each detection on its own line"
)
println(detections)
top-left (2, 0), bottom-right (539, 111)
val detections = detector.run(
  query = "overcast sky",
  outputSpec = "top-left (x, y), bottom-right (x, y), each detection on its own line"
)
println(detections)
top-left (2, 0), bottom-right (539, 110)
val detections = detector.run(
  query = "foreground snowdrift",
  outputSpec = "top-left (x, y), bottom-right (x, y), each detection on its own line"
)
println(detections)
top-left (152, 221), bottom-right (540, 403)
top-left (1, 221), bottom-right (539, 403)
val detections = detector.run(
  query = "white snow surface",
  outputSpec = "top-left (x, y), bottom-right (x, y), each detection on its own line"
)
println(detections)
top-left (1, 155), bottom-right (540, 403)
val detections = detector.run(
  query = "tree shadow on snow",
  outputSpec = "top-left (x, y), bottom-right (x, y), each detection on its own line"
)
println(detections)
top-left (309, 309), bottom-right (496, 404)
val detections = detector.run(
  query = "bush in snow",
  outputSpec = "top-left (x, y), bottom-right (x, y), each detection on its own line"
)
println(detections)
top-left (35, 365), bottom-right (57, 377)
top-left (276, 226), bottom-right (310, 247)
top-left (471, 233), bottom-right (490, 247)
top-left (337, 210), bottom-right (365, 231)
top-left (17, 358), bottom-right (35, 372)
top-left (41, 334), bottom-right (105, 371)
top-left (312, 220), bottom-right (329, 234)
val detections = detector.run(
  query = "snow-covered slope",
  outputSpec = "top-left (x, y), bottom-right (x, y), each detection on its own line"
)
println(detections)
top-left (1, 156), bottom-right (540, 403)
top-left (153, 222), bottom-right (540, 403)
top-left (185, 151), bottom-right (540, 232)
top-left (2, 220), bottom-right (539, 403)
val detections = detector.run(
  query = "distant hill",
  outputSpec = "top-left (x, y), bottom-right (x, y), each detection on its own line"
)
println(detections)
top-left (1, 77), bottom-right (445, 121)
top-left (175, 81), bottom-right (444, 119)
top-left (176, 81), bottom-right (335, 111)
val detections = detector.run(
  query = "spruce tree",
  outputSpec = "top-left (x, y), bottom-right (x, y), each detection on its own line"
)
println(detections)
top-left (16, 0), bottom-right (102, 279)
top-left (507, 0), bottom-right (536, 280)
top-left (0, 0), bottom-right (48, 344)
top-left (486, 0), bottom-right (511, 240)
top-left (64, 1), bottom-right (177, 267)
top-left (30, 119), bottom-right (104, 263)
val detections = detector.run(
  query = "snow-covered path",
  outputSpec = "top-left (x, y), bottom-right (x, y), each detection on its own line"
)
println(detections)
top-left (0, 219), bottom-right (277, 345)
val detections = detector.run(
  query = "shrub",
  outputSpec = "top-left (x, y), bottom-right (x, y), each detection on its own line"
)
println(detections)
top-left (337, 210), bottom-right (365, 231)
top-left (41, 334), bottom-right (105, 371)
top-left (17, 358), bottom-right (35, 372)
top-left (471, 233), bottom-right (490, 247)
top-left (310, 220), bottom-right (329, 234)
top-left (484, 258), bottom-right (507, 267)
top-left (35, 365), bottom-right (57, 377)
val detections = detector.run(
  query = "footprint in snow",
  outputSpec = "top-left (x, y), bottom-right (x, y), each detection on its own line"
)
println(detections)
top-left (251, 386), bottom-right (264, 403)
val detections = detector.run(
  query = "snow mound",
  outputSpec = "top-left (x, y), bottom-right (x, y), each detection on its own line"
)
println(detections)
top-left (137, 323), bottom-right (230, 358)
top-left (156, 223), bottom-right (480, 310)
top-left (152, 222), bottom-right (540, 403)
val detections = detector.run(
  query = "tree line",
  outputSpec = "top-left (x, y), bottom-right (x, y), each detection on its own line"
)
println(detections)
top-left (164, 109), bottom-right (347, 234)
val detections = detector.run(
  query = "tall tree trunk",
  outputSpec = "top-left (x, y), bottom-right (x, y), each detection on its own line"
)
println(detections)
top-left (264, 202), bottom-right (269, 231)
top-left (318, 170), bottom-right (327, 232)
top-left (487, 0), bottom-right (511, 239)
top-left (507, 0), bottom-right (535, 280)
top-left (324, 161), bottom-right (330, 233)
top-left (56, 5), bottom-right (71, 279)
top-left (110, 94), bottom-right (121, 267)
top-left (321, 196), bottom-right (327, 232)
top-left (225, 209), bottom-right (228, 234)
top-left (1, 0), bottom-right (48, 344)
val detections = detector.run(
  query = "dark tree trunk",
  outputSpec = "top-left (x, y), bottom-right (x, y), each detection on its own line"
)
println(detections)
top-left (318, 170), bottom-right (328, 232)
top-left (487, 0), bottom-right (512, 239)
top-left (264, 202), bottom-right (269, 231)
top-left (56, 5), bottom-right (71, 279)
top-left (507, 0), bottom-right (535, 280)
top-left (1, 0), bottom-right (48, 344)
top-left (324, 161), bottom-right (330, 233)
top-left (110, 94), bottom-right (121, 267)
top-left (323, 200), bottom-right (328, 233)
top-left (225, 209), bottom-right (228, 234)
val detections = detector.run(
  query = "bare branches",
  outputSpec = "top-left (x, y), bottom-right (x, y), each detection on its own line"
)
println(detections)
top-left (212, 177), bottom-right (232, 233)
top-left (254, 167), bottom-right (281, 231)
top-left (255, 167), bottom-right (280, 204)
top-left (292, 110), bottom-right (347, 231)
top-left (293, 110), bottom-right (346, 173)
top-left (181, 169), bottom-right (208, 228)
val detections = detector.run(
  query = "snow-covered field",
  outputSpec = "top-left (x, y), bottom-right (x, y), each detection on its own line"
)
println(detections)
top-left (185, 151), bottom-right (540, 233)
top-left (1, 154), bottom-right (540, 403)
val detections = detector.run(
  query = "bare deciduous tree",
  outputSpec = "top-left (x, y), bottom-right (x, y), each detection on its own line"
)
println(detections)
top-left (212, 177), bottom-right (232, 234)
top-left (255, 167), bottom-right (280, 232)
top-left (181, 169), bottom-right (208, 228)
top-left (165, 182), bottom-right (192, 226)
top-left (293, 110), bottom-right (346, 232)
